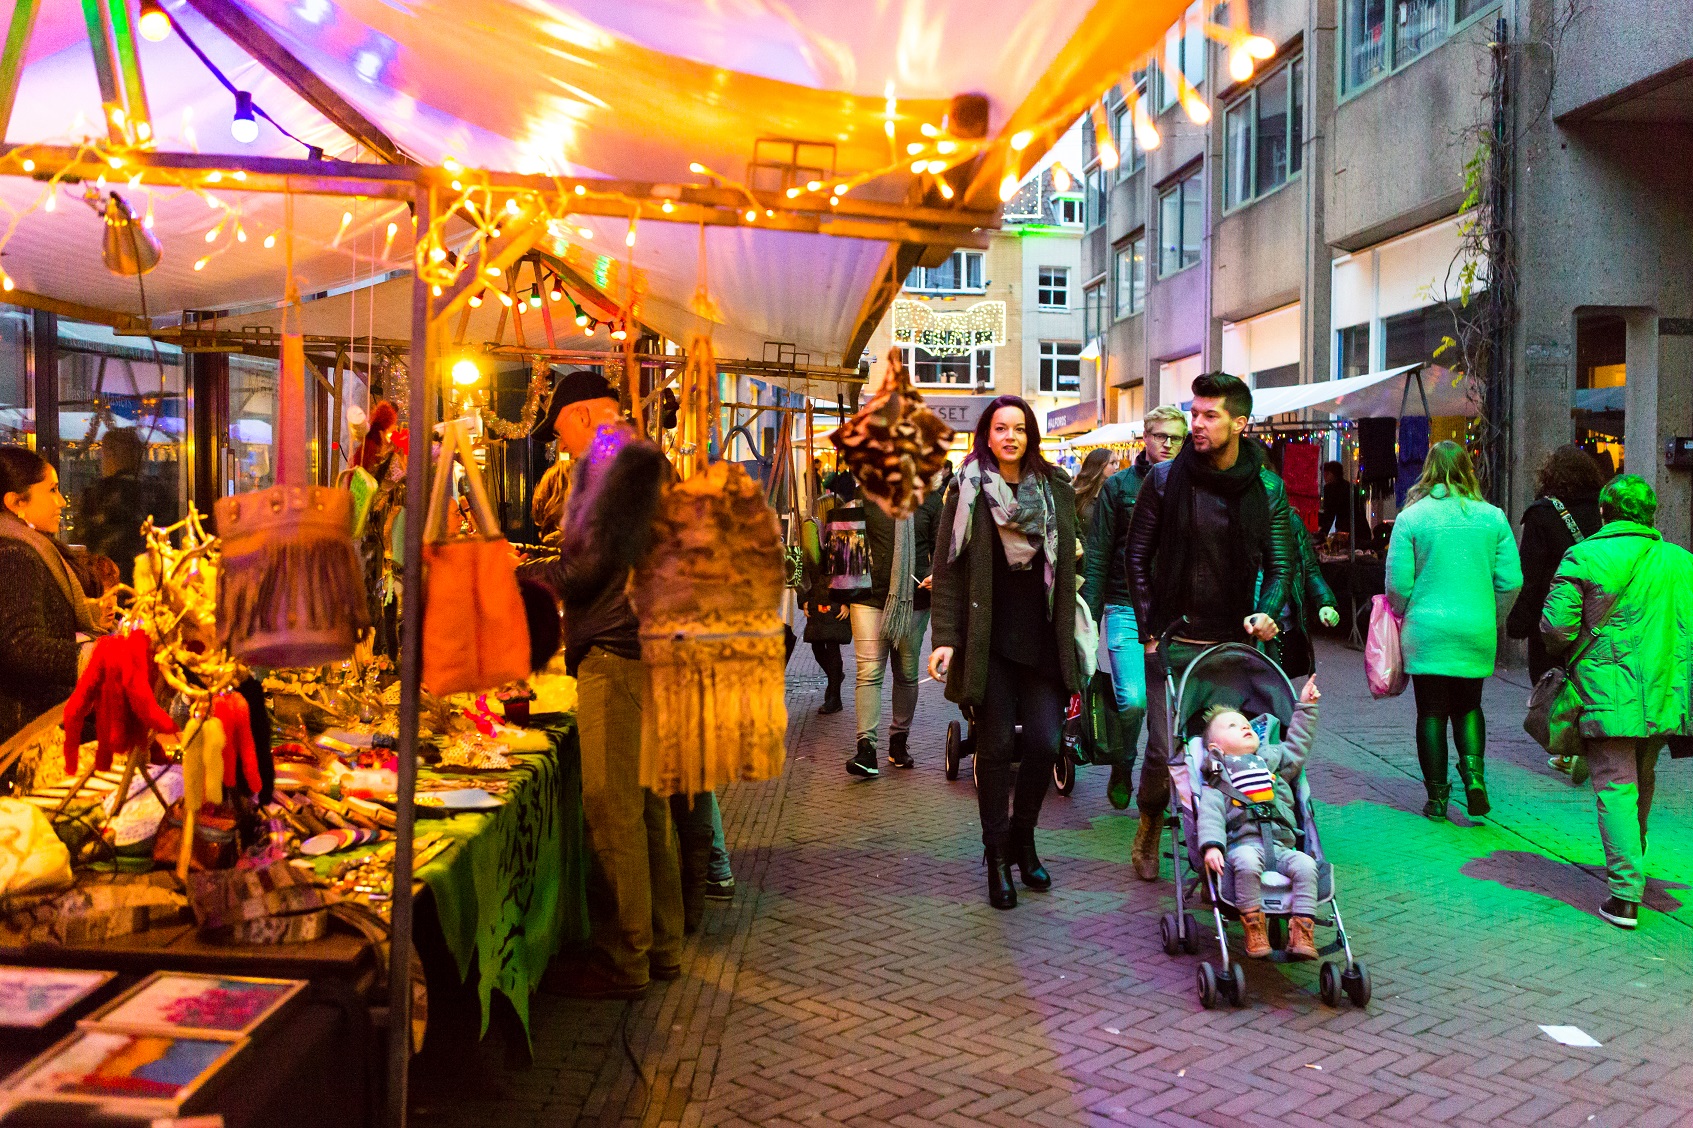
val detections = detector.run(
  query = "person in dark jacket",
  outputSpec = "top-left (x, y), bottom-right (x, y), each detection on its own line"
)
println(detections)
top-left (844, 474), bottom-right (942, 777)
top-left (1081, 405), bottom-right (1187, 860)
top-left (0, 447), bottom-right (101, 746)
top-left (1274, 506), bottom-right (1341, 680)
top-left (1317, 461), bottom-right (1370, 544)
top-left (518, 371), bottom-right (683, 998)
top-left (1126, 375), bottom-right (1292, 881)
top-left (1506, 444), bottom-right (1606, 684)
top-left (930, 396), bottom-right (1080, 910)
top-left (801, 472), bottom-right (854, 715)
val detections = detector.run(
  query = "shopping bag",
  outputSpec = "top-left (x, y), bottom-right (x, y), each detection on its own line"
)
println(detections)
top-left (1364, 594), bottom-right (1408, 698)
top-left (421, 420), bottom-right (532, 695)
top-left (1524, 666), bottom-right (1583, 759)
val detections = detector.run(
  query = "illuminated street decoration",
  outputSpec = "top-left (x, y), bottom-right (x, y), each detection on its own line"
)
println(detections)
top-left (891, 299), bottom-right (1007, 357)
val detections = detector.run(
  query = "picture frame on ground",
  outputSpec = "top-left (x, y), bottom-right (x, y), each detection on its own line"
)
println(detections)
top-left (0, 967), bottom-right (115, 1029)
top-left (1, 1027), bottom-right (246, 1113)
top-left (80, 971), bottom-right (305, 1040)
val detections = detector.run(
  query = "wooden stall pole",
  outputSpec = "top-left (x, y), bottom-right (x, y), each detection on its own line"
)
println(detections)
top-left (387, 179), bottom-right (434, 1128)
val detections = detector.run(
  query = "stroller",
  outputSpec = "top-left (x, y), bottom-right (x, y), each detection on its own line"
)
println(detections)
top-left (1152, 627), bottom-right (1370, 1010)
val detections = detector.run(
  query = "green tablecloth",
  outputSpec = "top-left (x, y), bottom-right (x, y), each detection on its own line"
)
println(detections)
top-left (312, 717), bottom-right (587, 1039)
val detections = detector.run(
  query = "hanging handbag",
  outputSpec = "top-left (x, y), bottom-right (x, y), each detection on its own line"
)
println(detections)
top-left (1524, 546), bottom-right (1650, 756)
top-left (1364, 594), bottom-right (1408, 698)
top-left (422, 419), bottom-right (532, 695)
top-left (214, 228), bottom-right (369, 668)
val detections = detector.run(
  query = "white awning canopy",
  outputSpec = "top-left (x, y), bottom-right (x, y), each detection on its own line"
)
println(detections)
top-left (1069, 420), bottom-right (1143, 448)
top-left (1245, 364), bottom-right (1478, 420)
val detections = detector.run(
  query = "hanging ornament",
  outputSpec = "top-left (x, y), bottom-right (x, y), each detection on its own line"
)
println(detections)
top-left (829, 349), bottom-right (954, 519)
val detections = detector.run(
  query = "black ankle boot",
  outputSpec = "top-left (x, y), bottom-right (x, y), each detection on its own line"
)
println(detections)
top-left (984, 846), bottom-right (1017, 909)
top-left (818, 682), bottom-right (843, 715)
top-left (1456, 755), bottom-right (1490, 817)
top-left (1422, 783), bottom-right (1451, 820)
top-left (1011, 826), bottom-right (1051, 890)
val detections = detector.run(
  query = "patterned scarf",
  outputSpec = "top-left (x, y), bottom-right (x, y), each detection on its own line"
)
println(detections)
top-left (880, 515), bottom-right (916, 644)
top-left (949, 458), bottom-right (1057, 604)
top-left (0, 510), bottom-right (93, 631)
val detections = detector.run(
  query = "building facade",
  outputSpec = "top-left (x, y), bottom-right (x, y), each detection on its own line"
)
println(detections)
top-left (1081, 0), bottom-right (1693, 545)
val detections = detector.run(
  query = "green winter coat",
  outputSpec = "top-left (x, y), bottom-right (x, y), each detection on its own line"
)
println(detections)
top-left (1540, 522), bottom-right (1693, 740)
top-left (1385, 486), bottom-right (1522, 678)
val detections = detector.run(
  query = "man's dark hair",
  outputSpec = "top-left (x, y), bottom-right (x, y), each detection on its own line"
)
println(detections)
top-left (1323, 460), bottom-right (1344, 481)
top-left (1191, 371), bottom-right (1253, 420)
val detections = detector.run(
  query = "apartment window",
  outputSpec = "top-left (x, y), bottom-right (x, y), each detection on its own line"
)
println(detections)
top-left (1337, 324), bottom-right (1371, 380)
top-left (1083, 282), bottom-right (1106, 342)
top-left (1223, 58), bottom-right (1304, 210)
top-left (1113, 235), bottom-right (1146, 319)
top-left (1053, 196), bottom-right (1083, 225)
top-left (1037, 267), bottom-right (1070, 309)
top-left (903, 250), bottom-right (984, 292)
top-left (1039, 341), bottom-right (1083, 393)
top-left (1155, 2), bottom-right (1207, 110)
top-left (902, 346), bottom-right (994, 387)
top-left (1343, 0), bottom-right (1494, 94)
top-left (1158, 171), bottom-right (1203, 276)
top-left (1112, 87), bottom-right (1148, 178)
top-left (1086, 169), bottom-right (1108, 229)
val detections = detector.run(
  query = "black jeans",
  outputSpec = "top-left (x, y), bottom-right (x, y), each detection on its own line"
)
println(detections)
top-left (811, 641), bottom-right (844, 687)
top-left (975, 653), bottom-right (1067, 849)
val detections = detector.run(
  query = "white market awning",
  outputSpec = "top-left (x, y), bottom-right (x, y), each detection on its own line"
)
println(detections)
top-left (1246, 364), bottom-right (1478, 420)
top-left (1069, 420), bottom-right (1142, 448)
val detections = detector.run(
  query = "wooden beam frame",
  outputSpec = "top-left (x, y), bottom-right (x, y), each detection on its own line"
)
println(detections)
top-left (182, 0), bottom-right (408, 164)
top-left (0, 0), bottom-right (39, 144)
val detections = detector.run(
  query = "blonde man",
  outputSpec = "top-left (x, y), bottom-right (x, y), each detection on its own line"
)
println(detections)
top-left (1079, 404), bottom-right (1188, 877)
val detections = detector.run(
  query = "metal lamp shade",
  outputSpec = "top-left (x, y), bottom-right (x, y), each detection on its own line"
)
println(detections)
top-left (101, 197), bottom-right (161, 275)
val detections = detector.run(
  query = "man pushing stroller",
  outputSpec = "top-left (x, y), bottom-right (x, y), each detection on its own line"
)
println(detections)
top-left (1198, 677), bottom-right (1322, 960)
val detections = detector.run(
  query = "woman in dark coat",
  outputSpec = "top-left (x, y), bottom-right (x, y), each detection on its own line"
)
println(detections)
top-left (930, 397), bottom-right (1080, 910)
top-left (1506, 444), bottom-right (1606, 683)
top-left (802, 471), bottom-right (855, 714)
top-left (0, 447), bottom-right (98, 745)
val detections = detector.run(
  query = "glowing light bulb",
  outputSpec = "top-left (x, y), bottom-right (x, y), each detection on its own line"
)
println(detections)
top-left (451, 358), bottom-right (480, 386)
top-left (745, 209), bottom-right (757, 222)
top-left (1133, 100), bottom-right (1161, 151)
top-left (830, 195), bottom-right (840, 206)
top-left (938, 181), bottom-right (954, 200)
top-left (549, 282), bottom-right (563, 302)
top-left (1229, 47), bottom-right (1255, 83)
top-left (806, 180), bottom-right (823, 191)
top-left (834, 183), bottom-right (848, 195)
top-left (138, 0), bottom-right (170, 41)
top-left (999, 173), bottom-right (1019, 201)
top-left (1050, 162), bottom-right (1072, 193)
top-left (20, 160), bottom-right (33, 172)
top-left (1245, 35), bottom-right (1276, 59)
top-left (574, 184), bottom-right (586, 196)
top-left (205, 227), bottom-right (219, 243)
top-left (263, 233), bottom-right (276, 248)
top-left (906, 142), bottom-right (925, 156)
top-left (689, 162), bottom-right (706, 174)
top-left (937, 140), bottom-right (957, 155)
top-left (442, 156), bottom-right (463, 175)
top-left (432, 285), bottom-right (442, 296)
top-left (505, 199), bottom-right (519, 214)
top-left (42, 194), bottom-right (54, 213)
top-left (575, 311), bottom-right (589, 327)
top-left (1010, 130), bottom-right (1033, 151)
top-left (925, 159), bottom-right (947, 174)
top-left (1090, 103), bottom-right (1119, 170)
top-left (496, 289), bottom-right (513, 308)
top-left (429, 246), bottom-right (447, 263)
top-left (786, 187), bottom-right (800, 198)
top-left (231, 91), bottom-right (258, 143)
top-left (583, 324), bottom-right (595, 337)
top-left (236, 224), bottom-right (247, 243)
top-left (611, 325), bottom-right (627, 340)
top-left (528, 288), bottom-right (542, 309)
top-left (910, 159), bottom-right (928, 174)
top-left (920, 122), bottom-right (939, 138)
top-left (468, 293), bottom-right (483, 308)
top-left (1178, 78), bottom-right (1211, 125)
top-left (0, 274), bottom-right (12, 292)
top-left (193, 257), bottom-right (208, 271)
top-left (625, 225), bottom-right (637, 248)
top-left (661, 200), bottom-right (674, 213)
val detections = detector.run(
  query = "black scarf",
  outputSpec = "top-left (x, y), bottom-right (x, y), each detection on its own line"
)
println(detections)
top-left (1152, 439), bottom-right (1270, 628)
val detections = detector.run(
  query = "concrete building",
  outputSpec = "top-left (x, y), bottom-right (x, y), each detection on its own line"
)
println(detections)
top-left (862, 170), bottom-right (1087, 444)
top-left (1080, 0), bottom-right (1693, 545)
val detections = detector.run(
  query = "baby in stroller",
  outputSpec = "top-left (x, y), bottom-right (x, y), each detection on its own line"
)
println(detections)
top-left (1197, 677), bottom-right (1321, 960)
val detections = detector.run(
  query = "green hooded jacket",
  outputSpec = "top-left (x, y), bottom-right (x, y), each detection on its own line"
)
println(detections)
top-left (1541, 521), bottom-right (1693, 739)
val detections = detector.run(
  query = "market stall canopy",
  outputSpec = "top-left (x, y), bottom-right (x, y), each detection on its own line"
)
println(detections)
top-left (1242, 364), bottom-right (1478, 420)
top-left (1069, 420), bottom-right (1142, 448)
top-left (2, 0), bottom-right (1198, 362)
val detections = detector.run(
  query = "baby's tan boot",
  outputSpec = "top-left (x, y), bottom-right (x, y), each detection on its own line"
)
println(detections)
top-left (1240, 908), bottom-right (1270, 957)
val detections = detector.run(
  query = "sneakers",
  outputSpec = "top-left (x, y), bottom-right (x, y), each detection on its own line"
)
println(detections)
top-left (704, 877), bottom-right (736, 902)
top-left (1240, 908), bottom-right (1270, 957)
top-left (887, 731), bottom-right (914, 769)
top-left (1106, 764), bottom-right (1133, 810)
top-left (1600, 896), bottom-right (1639, 929)
top-left (1130, 812), bottom-right (1163, 881)
top-left (846, 739), bottom-right (879, 778)
top-left (1287, 915), bottom-right (1319, 960)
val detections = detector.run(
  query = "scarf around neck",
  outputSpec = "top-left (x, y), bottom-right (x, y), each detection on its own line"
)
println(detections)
top-left (0, 510), bottom-right (93, 631)
top-left (949, 458), bottom-right (1058, 603)
top-left (1152, 439), bottom-right (1270, 629)
top-left (881, 515), bottom-right (916, 644)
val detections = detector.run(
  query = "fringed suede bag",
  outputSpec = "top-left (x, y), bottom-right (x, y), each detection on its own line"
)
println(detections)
top-left (214, 262), bottom-right (368, 668)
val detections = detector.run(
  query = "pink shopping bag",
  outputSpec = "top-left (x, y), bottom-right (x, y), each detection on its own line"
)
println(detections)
top-left (1365, 594), bottom-right (1408, 699)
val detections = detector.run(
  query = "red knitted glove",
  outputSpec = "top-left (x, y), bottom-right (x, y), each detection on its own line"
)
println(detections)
top-left (212, 692), bottom-right (261, 793)
top-left (61, 633), bottom-right (176, 773)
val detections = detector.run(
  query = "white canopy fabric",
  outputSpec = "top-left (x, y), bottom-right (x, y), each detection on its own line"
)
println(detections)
top-left (1069, 420), bottom-right (1142, 448)
top-left (1245, 364), bottom-right (1479, 420)
top-left (3, 0), bottom-right (1193, 362)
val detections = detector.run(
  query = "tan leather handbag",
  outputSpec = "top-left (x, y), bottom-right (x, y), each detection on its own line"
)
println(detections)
top-left (422, 419), bottom-right (531, 695)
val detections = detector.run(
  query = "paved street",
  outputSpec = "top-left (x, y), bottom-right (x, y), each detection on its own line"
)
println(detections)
top-left (414, 638), bottom-right (1693, 1128)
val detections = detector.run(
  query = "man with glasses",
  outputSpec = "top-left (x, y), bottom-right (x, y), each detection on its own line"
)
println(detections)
top-left (1081, 404), bottom-right (1188, 878)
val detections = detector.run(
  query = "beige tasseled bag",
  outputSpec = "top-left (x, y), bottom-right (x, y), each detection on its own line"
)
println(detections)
top-left (632, 338), bottom-right (786, 797)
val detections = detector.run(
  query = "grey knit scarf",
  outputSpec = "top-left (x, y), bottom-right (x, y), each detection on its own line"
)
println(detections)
top-left (949, 458), bottom-right (1057, 605)
top-left (880, 515), bottom-right (915, 644)
top-left (0, 510), bottom-right (93, 631)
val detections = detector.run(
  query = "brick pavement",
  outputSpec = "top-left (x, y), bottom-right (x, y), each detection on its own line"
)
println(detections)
top-left (414, 638), bottom-right (1693, 1128)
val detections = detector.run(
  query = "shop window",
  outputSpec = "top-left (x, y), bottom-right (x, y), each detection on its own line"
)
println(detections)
top-left (1337, 323), bottom-right (1371, 379)
top-left (1224, 57), bottom-right (1303, 210)
top-left (1342, 0), bottom-right (1496, 95)
top-left (1039, 341), bottom-right (1083, 393)
top-left (57, 323), bottom-right (187, 552)
top-left (1037, 267), bottom-right (1070, 309)
top-left (904, 250), bottom-right (985, 292)
top-left (228, 355), bottom-right (280, 494)
top-left (1574, 313), bottom-right (1626, 475)
top-left (1114, 235), bottom-right (1146, 319)
top-left (902, 346), bottom-right (994, 388)
top-left (0, 311), bottom-right (30, 447)
top-left (1158, 170), bottom-right (1203, 277)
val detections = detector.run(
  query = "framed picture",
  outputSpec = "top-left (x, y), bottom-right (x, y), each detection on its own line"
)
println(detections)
top-left (82, 972), bottom-right (305, 1040)
top-left (3, 1027), bottom-right (245, 1112)
top-left (0, 967), bottom-right (115, 1029)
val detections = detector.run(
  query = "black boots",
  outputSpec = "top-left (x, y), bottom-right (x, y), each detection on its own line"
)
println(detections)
top-left (1422, 782), bottom-right (1451, 820)
top-left (984, 846), bottom-right (1017, 909)
top-left (1011, 826), bottom-right (1051, 890)
top-left (887, 731), bottom-right (914, 769)
top-left (818, 680), bottom-right (843, 715)
top-left (1456, 754), bottom-right (1490, 817)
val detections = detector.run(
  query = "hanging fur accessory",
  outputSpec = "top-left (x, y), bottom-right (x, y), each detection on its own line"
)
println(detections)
top-left (829, 349), bottom-right (954, 519)
top-left (632, 336), bottom-right (786, 797)
top-left (214, 215), bottom-right (369, 669)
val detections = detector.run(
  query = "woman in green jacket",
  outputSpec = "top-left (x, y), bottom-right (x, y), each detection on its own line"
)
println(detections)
top-left (1386, 442), bottom-right (1523, 820)
top-left (1541, 475), bottom-right (1693, 930)
top-left (930, 396), bottom-right (1080, 910)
